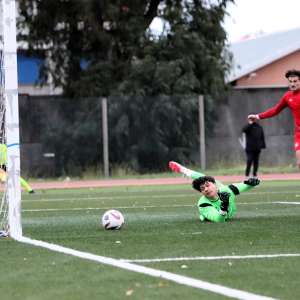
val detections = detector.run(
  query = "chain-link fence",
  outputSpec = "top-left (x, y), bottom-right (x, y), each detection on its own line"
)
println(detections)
top-left (19, 95), bottom-right (200, 177)
top-left (18, 88), bottom-right (294, 178)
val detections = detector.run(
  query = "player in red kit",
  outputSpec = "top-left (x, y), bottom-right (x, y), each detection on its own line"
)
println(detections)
top-left (248, 69), bottom-right (300, 169)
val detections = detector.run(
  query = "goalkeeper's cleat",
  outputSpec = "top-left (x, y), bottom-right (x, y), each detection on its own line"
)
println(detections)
top-left (168, 161), bottom-right (192, 177)
top-left (28, 189), bottom-right (35, 194)
top-left (244, 177), bottom-right (260, 186)
top-left (169, 161), bottom-right (182, 173)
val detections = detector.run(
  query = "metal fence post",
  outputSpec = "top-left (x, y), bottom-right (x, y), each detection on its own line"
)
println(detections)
top-left (101, 97), bottom-right (109, 177)
top-left (198, 95), bottom-right (206, 170)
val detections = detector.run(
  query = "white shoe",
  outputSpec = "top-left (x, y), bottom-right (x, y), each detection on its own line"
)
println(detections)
top-left (0, 230), bottom-right (8, 238)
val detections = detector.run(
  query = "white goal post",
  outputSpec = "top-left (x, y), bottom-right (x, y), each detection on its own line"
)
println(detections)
top-left (0, 0), bottom-right (22, 238)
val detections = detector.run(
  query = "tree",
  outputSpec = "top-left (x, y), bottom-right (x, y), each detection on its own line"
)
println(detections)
top-left (18, 0), bottom-right (233, 98)
top-left (18, 0), bottom-right (234, 173)
top-left (18, 0), bottom-right (163, 96)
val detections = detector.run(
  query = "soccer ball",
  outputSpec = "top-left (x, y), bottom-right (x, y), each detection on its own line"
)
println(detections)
top-left (101, 209), bottom-right (124, 230)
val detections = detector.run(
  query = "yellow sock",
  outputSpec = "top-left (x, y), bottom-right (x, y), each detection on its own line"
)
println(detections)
top-left (20, 177), bottom-right (33, 193)
top-left (0, 169), bottom-right (7, 183)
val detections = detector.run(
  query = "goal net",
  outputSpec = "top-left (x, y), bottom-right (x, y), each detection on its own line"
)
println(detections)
top-left (0, 0), bottom-right (22, 239)
top-left (0, 46), bottom-right (8, 236)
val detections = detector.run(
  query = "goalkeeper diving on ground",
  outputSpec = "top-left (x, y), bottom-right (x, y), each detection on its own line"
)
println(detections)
top-left (169, 161), bottom-right (260, 222)
top-left (0, 144), bottom-right (34, 194)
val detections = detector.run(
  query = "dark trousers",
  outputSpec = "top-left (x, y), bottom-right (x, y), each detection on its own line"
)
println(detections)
top-left (245, 150), bottom-right (261, 177)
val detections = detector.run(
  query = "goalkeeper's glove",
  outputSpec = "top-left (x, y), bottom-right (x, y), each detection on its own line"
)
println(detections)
top-left (218, 191), bottom-right (230, 215)
top-left (244, 177), bottom-right (260, 186)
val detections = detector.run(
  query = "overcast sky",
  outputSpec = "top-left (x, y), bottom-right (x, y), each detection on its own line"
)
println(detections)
top-left (151, 1), bottom-right (300, 43)
top-left (224, 0), bottom-right (300, 42)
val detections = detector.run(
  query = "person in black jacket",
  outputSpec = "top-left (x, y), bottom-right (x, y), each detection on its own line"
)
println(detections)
top-left (242, 116), bottom-right (266, 178)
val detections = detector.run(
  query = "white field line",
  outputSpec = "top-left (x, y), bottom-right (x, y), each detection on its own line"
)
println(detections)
top-left (22, 204), bottom-right (194, 212)
top-left (16, 235), bottom-right (276, 300)
top-left (273, 201), bottom-right (300, 205)
top-left (21, 201), bottom-right (300, 213)
top-left (24, 194), bottom-right (197, 201)
top-left (122, 253), bottom-right (300, 263)
top-left (22, 194), bottom-right (196, 202)
top-left (22, 190), bottom-right (300, 203)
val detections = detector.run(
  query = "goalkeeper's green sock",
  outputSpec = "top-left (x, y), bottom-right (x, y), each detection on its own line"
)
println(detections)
top-left (169, 161), bottom-right (192, 177)
top-left (169, 161), bottom-right (205, 179)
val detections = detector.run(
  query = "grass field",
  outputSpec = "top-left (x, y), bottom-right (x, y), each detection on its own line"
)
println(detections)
top-left (1, 180), bottom-right (300, 300)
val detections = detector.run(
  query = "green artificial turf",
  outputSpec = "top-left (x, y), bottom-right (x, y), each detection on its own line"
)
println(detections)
top-left (1, 180), bottom-right (300, 299)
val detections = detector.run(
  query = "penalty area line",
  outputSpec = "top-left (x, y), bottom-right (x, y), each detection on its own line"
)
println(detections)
top-left (22, 201), bottom-right (287, 213)
top-left (16, 235), bottom-right (276, 300)
top-left (273, 201), bottom-right (300, 205)
top-left (122, 253), bottom-right (300, 263)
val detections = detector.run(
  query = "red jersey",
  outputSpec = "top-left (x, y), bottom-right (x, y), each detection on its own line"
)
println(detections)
top-left (258, 90), bottom-right (300, 132)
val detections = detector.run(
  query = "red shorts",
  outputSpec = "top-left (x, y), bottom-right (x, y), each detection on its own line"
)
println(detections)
top-left (294, 132), bottom-right (300, 151)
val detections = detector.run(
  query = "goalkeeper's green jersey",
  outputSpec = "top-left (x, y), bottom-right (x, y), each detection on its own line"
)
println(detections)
top-left (190, 170), bottom-right (254, 223)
